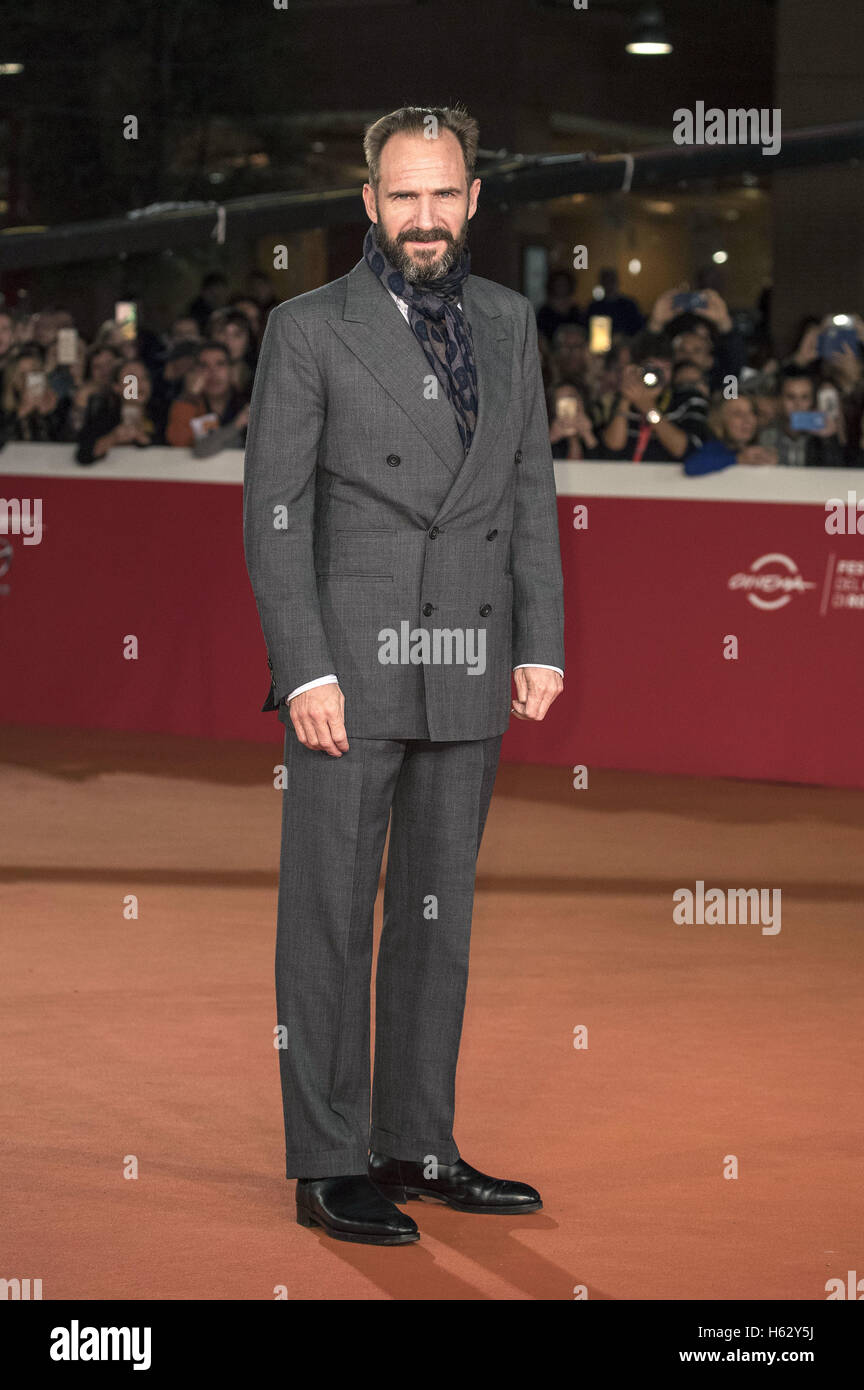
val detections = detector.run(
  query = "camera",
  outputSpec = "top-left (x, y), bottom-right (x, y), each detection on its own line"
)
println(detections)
top-left (640, 366), bottom-right (666, 390)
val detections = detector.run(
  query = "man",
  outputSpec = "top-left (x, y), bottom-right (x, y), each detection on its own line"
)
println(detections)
top-left (648, 286), bottom-right (745, 394)
top-left (549, 321), bottom-right (589, 386)
top-left (536, 269), bottom-right (584, 347)
top-left (243, 104), bottom-right (565, 1247)
top-left (601, 331), bottom-right (708, 462)
top-left (165, 341), bottom-right (248, 451)
top-left (187, 271), bottom-right (229, 335)
top-left (758, 367), bottom-right (845, 467)
top-left (585, 267), bottom-right (644, 337)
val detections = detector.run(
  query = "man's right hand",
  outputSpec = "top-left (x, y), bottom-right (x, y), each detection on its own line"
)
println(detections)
top-left (287, 683), bottom-right (349, 756)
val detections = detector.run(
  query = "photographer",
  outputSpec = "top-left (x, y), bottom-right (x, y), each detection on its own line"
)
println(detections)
top-left (648, 285), bottom-right (745, 393)
top-left (602, 331), bottom-right (708, 462)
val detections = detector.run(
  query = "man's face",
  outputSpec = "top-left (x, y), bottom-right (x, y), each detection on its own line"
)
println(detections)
top-left (171, 317), bottom-right (200, 343)
top-left (675, 332), bottom-right (713, 370)
top-left (362, 128), bottom-right (480, 284)
top-left (0, 314), bottom-right (13, 356)
top-left (555, 327), bottom-right (587, 374)
top-left (201, 349), bottom-right (230, 396)
top-left (642, 356), bottom-right (672, 391)
top-left (674, 364), bottom-right (709, 397)
top-left (781, 378), bottom-right (814, 423)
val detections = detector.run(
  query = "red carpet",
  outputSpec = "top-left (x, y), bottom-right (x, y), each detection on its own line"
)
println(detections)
top-left (2, 725), bottom-right (861, 1300)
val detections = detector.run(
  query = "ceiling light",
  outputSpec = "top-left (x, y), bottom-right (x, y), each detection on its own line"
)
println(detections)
top-left (626, 6), bottom-right (673, 56)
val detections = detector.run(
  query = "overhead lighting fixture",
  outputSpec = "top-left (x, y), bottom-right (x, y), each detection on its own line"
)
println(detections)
top-left (628, 258), bottom-right (642, 274)
top-left (712, 250), bottom-right (728, 264)
top-left (0, 62), bottom-right (24, 75)
top-left (626, 6), bottom-right (673, 56)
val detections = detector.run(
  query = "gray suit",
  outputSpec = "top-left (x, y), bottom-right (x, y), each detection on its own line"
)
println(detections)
top-left (243, 254), bottom-right (564, 1177)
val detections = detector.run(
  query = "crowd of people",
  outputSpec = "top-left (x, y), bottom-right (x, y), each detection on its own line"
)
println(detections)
top-left (0, 270), bottom-right (279, 464)
top-left (538, 267), bottom-right (864, 471)
top-left (2, 261), bottom-right (863, 473)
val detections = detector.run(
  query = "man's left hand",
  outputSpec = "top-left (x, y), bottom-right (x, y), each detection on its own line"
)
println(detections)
top-left (511, 666), bottom-right (563, 722)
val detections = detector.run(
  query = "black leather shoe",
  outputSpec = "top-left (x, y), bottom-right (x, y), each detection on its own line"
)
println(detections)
top-left (368, 1152), bottom-right (542, 1214)
top-left (296, 1174), bottom-right (420, 1244)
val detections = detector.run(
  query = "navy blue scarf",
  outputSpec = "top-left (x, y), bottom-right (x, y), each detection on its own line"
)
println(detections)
top-left (363, 222), bottom-right (478, 453)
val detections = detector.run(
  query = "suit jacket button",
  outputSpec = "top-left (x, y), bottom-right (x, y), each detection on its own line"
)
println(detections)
top-left (386, 453), bottom-right (401, 467)
top-left (422, 603), bottom-right (435, 617)
top-left (514, 449), bottom-right (523, 464)
top-left (428, 526), bottom-right (439, 538)
top-left (480, 604), bottom-right (492, 617)
top-left (486, 529), bottom-right (498, 540)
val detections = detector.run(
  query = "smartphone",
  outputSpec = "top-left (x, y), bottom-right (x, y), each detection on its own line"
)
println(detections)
top-left (25, 370), bottom-right (46, 394)
top-left (555, 396), bottom-right (580, 424)
top-left (789, 411), bottom-right (826, 433)
top-left (820, 330), bottom-right (859, 356)
top-left (190, 412), bottom-right (220, 440)
top-left (589, 315), bottom-right (612, 355)
top-left (673, 292), bottom-right (707, 313)
top-left (114, 301), bottom-right (138, 342)
top-left (57, 327), bottom-right (79, 364)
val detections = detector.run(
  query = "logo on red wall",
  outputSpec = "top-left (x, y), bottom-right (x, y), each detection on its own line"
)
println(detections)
top-left (728, 553), bottom-right (817, 611)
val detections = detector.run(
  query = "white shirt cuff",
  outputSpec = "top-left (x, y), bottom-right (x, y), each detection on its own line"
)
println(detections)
top-left (285, 674), bottom-right (338, 703)
top-left (513, 663), bottom-right (564, 676)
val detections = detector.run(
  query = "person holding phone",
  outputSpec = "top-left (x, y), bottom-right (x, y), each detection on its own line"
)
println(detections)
top-left (547, 380), bottom-right (599, 459)
top-left (165, 341), bottom-right (249, 452)
top-left (821, 314), bottom-right (864, 465)
top-left (648, 284), bottom-right (745, 393)
top-left (0, 344), bottom-right (70, 444)
top-left (757, 367), bottom-right (846, 468)
top-left (75, 358), bottom-right (159, 465)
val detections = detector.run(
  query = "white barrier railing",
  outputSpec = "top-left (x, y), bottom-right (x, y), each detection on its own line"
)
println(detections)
top-left (1, 442), bottom-right (861, 504)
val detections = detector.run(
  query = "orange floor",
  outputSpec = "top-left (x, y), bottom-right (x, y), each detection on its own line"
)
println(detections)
top-left (2, 723), bottom-right (862, 1301)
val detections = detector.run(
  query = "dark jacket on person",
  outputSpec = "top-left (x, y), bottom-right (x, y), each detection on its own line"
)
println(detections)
top-left (75, 391), bottom-right (161, 466)
top-left (0, 395), bottom-right (70, 445)
top-left (604, 386), bottom-right (709, 463)
top-left (758, 425), bottom-right (846, 468)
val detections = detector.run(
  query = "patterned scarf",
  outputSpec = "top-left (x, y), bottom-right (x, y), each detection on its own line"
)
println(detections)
top-left (363, 222), bottom-right (478, 454)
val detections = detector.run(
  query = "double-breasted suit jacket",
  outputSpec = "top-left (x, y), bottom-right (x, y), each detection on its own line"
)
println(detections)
top-left (243, 256), bottom-right (565, 741)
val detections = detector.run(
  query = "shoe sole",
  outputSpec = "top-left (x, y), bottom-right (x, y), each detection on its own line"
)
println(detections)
top-left (374, 1184), bottom-right (543, 1215)
top-left (296, 1202), bottom-right (420, 1244)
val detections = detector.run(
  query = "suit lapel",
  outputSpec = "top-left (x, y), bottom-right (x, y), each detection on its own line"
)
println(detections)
top-left (431, 272), bottom-right (512, 525)
top-left (331, 259), bottom-right (464, 473)
top-left (330, 260), bottom-right (513, 501)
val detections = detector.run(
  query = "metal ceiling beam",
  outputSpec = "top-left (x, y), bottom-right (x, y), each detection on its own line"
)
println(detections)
top-left (1, 121), bottom-right (862, 272)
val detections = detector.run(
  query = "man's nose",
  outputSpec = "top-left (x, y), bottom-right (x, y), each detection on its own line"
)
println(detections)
top-left (412, 199), bottom-right (442, 228)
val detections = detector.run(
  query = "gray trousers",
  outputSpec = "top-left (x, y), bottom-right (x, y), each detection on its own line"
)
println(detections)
top-left (275, 729), bottom-right (503, 1179)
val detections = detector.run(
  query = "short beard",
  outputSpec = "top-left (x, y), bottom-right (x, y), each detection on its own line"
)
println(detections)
top-left (373, 210), bottom-right (469, 286)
